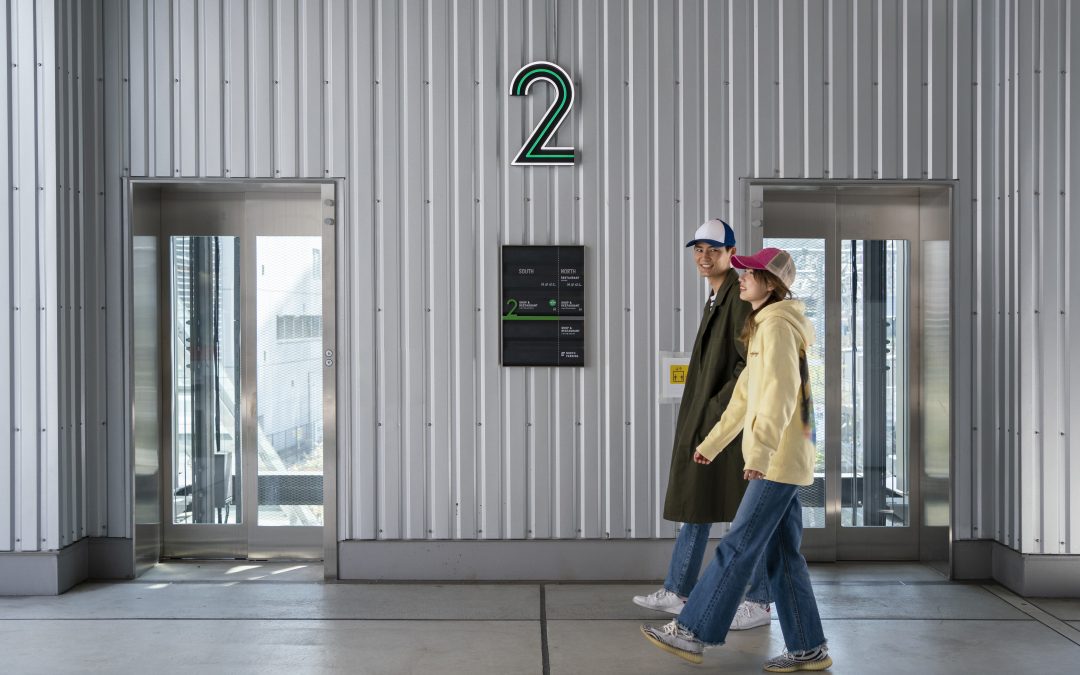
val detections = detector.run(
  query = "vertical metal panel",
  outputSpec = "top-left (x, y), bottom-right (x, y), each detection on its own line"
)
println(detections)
top-left (877, 0), bottom-right (901, 177)
top-left (0, 0), bottom-right (13, 552)
top-left (249, 0), bottom-right (272, 176)
top-left (374, 0), bottom-right (403, 539)
top-left (325, 0), bottom-right (349, 178)
top-left (298, 0), bottom-right (323, 177)
top-left (347, 0), bottom-right (377, 540)
top-left (627, 0), bottom-right (656, 538)
top-left (829, 0), bottom-right (853, 178)
top-left (574, 0), bottom-right (601, 539)
top-left (780, 0), bottom-right (805, 177)
top-left (105, 0), bottom-right (130, 539)
top-left (223, 0), bottom-right (248, 176)
top-left (852, 0), bottom-right (874, 176)
top-left (400, 0), bottom-right (426, 540)
top-left (1068, 0), bottom-right (1080, 554)
top-left (754, 0), bottom-right (779, 177)
top-left (448, 0), bottom-right (478, 538)
top-left (901, 0), bottom-right (923, 179)
top-left (927, 0), bottom-right (949, 177)
top-left (152, 0), bottom-right (171, 177)
top-left (274, 0), bottom-right (298, 177)
top-left (426, 0), bottom-right (453, 540)
top-left (176, 0), bottom-right (197, 175)
top-left (198, 0), bottom-right (223, 177)
top-left (13, 0), bottom-right (42, 552)
top-left (804, 0), bottom-right (826, 178)
top-left (559, 0), bottom-right (582, 539)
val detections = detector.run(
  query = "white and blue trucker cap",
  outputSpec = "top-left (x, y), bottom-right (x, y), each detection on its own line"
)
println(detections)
top-left (685, 218), bottom-right (736, 248)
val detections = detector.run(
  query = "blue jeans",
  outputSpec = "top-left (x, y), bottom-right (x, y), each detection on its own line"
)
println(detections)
top-left (676, 479), bottom-right (826, 650)
top-left (664, 522), bottom-right (772, 604)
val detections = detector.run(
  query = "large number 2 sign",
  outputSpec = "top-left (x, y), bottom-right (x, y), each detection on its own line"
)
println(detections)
top-left (509, 61), bottom-right (576, 166)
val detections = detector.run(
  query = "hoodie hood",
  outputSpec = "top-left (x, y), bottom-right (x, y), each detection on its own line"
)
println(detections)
top-left (755, 299), bottom-right (815, 348)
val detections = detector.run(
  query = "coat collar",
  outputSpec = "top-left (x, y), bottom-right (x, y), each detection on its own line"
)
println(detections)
top-left (708, 269), bottom-right (740, 309)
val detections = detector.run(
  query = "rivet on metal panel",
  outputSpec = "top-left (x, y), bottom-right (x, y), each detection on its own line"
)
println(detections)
top-left (675, 307), bottom-right (680, 312)
top-left (525, 196), bottom-right (530, 202)
top-left (375, 80), bottom-right (379, 85)
top-left (225, 80), bottom-right (229, 84)
top-left (325, 81), bottom-right (329, 85)
top-left (325, 199), bottom-right (335, 207)
top-left (527, 422), bottom-right (532, 427)
top-left (478, 422), bottom-right (482, 426)
top-left (324, 218), bottom-right (335, 225)
top-left (425, 199), bottom-right (430, 204)
top-left (427, 422), bottom-right (431, 427)
top-left (824, 81), bottom-right (829, 86)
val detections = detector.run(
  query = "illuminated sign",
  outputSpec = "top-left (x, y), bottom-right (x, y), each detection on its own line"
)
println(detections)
top-left (509, 61), bottom-right (576, 166)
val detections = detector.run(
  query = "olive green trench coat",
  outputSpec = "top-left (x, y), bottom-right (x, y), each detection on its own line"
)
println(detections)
top-left (662, 269), bottom-right (752, 523)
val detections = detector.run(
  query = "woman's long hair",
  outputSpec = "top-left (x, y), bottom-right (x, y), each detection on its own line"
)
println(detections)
top-left (738, 269), bottom-right (793, 346)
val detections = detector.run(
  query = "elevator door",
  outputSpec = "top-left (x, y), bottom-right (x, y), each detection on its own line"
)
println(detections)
top-left (751, 184), bottom-right (951, 561)
top-left (159, 189), bottom-right (334, 560)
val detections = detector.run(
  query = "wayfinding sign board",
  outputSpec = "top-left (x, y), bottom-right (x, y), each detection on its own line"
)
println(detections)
top-left (501, 246), bottom-right (585, 367)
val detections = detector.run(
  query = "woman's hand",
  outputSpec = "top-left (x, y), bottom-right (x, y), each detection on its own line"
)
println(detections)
top-left (693, 451), bottom-right (712, 465)
top-left (743, 469), bottom-right (765, 480)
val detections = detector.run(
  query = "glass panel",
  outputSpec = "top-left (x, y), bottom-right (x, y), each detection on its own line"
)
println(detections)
top-left (763, 237), bottom-right (826, 528)
top-left (256, 236), bottom-right (325, 526)
top-left (171, 236), bottom-right (242, 524)
top-left (841, 240), bottom-right (910, 527)
top-left (922, 241), bottom-right (950, 527)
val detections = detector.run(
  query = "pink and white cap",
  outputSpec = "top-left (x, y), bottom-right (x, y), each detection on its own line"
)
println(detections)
top-left (730, 247), bottom-right (796, 287)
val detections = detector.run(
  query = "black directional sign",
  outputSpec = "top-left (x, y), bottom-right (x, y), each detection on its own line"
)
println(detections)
top-left (501, 246), bottom-right (585, 367)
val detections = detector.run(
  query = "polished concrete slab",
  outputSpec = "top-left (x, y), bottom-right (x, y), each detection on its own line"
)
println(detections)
top-left (0, 620), bottom-right (542, 675)
top-left (140, 561), bottom-right (326, 583)
top-left (1, 563), bottom-right (1078, 673)
top-left (0, 580), bottom-right (540, 620)
top-left (1029, 597), bottom-right (1080, 621)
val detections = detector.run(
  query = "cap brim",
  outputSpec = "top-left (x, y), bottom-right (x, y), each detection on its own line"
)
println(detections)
top-left (686, 239), bottom-right (726, 248)
top-left (730, 255), bottom-right (766, 270)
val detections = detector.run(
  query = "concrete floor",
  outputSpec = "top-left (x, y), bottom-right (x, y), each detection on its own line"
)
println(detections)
top-left (1, 563), bottom-right (1078, 674)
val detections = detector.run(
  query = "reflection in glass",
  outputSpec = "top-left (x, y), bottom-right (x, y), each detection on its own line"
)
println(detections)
top-left (256, 236), bottom-right (325, 526)
top-left (171, 236), bottom-right (242, 524)
top-left (841, 241), bottom-right (909, 527)
top-left (763, 238), bottom-right (826, 528)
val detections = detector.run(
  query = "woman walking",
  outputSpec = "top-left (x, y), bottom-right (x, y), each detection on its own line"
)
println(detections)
top-left (640, 247), bottom-right (832, 672)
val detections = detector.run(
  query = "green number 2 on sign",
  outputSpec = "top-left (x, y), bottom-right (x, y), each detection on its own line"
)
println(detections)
top-left (505, 298), bottom-right (519, 317)
top-left (509, 61), bottom-right (576, 166)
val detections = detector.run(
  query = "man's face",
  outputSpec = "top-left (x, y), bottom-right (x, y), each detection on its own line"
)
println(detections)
top-left (692, 243), bottom-right (734, 280)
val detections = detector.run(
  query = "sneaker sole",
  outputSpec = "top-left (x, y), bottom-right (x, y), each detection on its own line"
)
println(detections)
top-left (631, 598), bottom-right (683, 615)
top-left (639, 625), bottom-right (704, 665)
top-left (763, 655), bottom-right (833, 672)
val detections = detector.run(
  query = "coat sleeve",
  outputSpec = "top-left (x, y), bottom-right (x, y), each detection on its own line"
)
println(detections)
top-left (695, 365), bottom-right (749, 462)
top-left (704, 298), bottom-right (750, 416)
top-left (741, 321), bottom-right (802, 474)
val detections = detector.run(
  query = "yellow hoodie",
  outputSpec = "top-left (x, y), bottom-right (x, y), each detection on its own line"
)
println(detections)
top-left (696, 299), bottom-right (816, 486)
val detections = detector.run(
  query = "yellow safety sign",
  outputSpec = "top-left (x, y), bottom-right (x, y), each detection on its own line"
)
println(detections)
top-left (669, 364), bottom-right (688, 385)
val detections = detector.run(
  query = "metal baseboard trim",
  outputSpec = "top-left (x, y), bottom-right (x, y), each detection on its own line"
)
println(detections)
top-left (338, 540), bottom-right (681, 581)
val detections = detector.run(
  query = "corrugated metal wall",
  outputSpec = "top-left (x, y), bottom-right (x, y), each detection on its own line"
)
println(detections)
top-left (5, 1), bottom-right (1076, 556)
top-left (969, 0), bottom-right (1079, 555)
top-left (1, 0), bottom-right (101, 553)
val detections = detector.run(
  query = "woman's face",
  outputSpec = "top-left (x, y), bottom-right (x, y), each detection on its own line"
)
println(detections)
top-left (738, 269), bottom-right (773, 308)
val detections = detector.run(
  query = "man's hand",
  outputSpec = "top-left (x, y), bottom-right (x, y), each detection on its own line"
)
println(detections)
top-left (743, 469), bottom-right (765, 480)
top-left (693, 451), bottom-right (711, 465)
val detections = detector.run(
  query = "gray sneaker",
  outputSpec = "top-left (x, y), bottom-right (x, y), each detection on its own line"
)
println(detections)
top-left (639, 620), bottom-right (704, 664)
top-left (763, 644), bottom-right (832, 672)
top-left (631, 587), bottom-right (685, 615)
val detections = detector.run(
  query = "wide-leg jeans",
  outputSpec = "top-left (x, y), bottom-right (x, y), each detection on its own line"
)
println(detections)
top-left (664, 522), bottom-right (772, 604)
top-left (676, 479), bottom-right (826, 651)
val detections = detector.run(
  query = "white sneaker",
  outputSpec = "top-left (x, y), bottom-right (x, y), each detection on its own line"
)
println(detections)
top-left (632, 588), bottom-right (686, 615)
top-left (729, 600), bottom-right (772, 630)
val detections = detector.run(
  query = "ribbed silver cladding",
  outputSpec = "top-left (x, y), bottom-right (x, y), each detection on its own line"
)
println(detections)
top-left (1, 1), bottom-right (1077, 556)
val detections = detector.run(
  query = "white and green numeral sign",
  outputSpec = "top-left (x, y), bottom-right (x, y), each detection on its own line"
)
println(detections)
top-left (509, 61), bottom-right (576, 166)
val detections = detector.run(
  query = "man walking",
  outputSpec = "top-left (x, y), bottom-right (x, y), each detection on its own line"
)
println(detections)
top-left (632, 219), bottom-right (772, 630)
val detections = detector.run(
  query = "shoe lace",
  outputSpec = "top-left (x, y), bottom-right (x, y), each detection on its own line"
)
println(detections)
top-left (660, 620), bottom-right (694, 640)
top-left (648, 588), bottom-right (673, 601)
